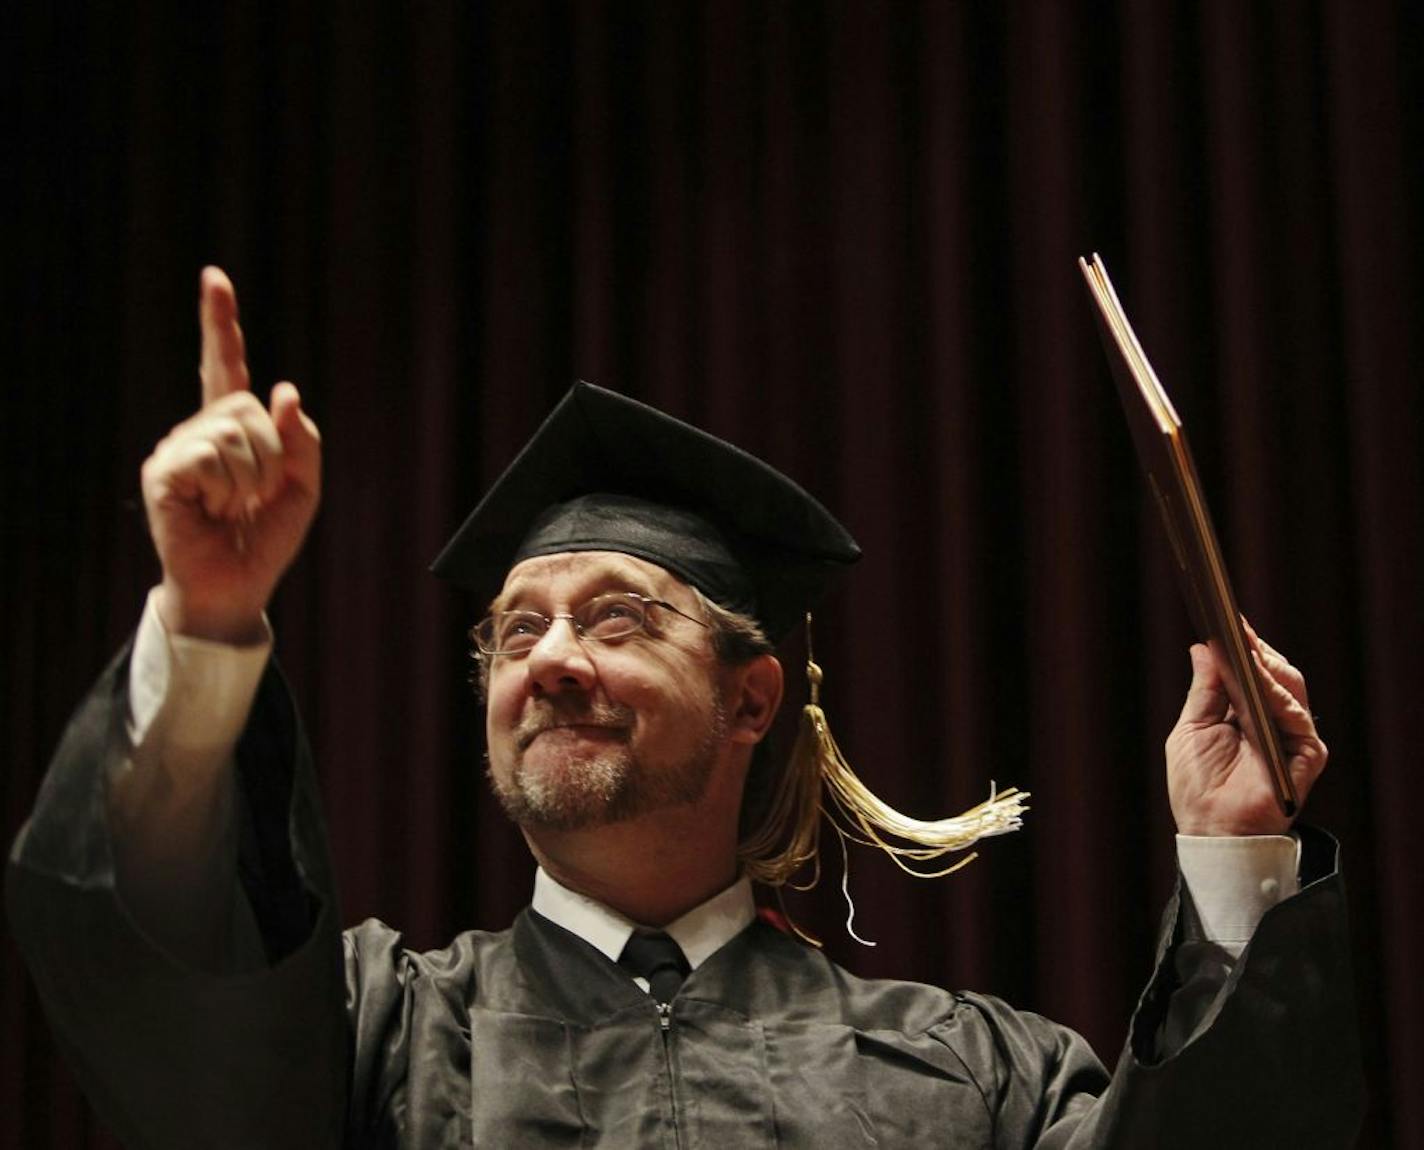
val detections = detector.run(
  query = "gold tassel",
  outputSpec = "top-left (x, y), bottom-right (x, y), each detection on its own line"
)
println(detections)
top-left (740, 614), bottom-right (1029, 941)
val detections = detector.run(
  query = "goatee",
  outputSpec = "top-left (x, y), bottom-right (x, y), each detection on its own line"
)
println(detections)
top-left (487, 696), bottom-right (727, 832)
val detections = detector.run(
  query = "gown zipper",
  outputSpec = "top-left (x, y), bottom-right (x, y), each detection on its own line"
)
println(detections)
top-left (657, 1001), bottom-right (682, 1150)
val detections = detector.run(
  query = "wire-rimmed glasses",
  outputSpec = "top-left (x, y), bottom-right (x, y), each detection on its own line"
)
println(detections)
top-left (472, 592), bottom-right (708, 657)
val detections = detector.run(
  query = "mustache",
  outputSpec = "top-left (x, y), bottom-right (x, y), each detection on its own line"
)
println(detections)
top-left (514, 699), bottom-right (636, 751)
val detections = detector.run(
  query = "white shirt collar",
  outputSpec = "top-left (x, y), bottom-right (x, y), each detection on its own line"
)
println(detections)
top-left (531, 867), bottom-right (756, 970)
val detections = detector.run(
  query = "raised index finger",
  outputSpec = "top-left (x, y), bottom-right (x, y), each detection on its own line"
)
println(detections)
top-left (198, 266), bottom-right (251, 405)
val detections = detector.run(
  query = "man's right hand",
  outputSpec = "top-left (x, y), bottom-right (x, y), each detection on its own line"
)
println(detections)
top-left (140, 267), bottom-right (321, 644)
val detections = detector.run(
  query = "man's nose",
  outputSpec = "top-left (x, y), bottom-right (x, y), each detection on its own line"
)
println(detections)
top-left (525, 617), bottom-right (597, 695)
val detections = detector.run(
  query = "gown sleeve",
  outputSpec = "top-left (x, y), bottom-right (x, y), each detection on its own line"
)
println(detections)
top-left (965, 826), bottom-right (1364, 1148)
top-left (6, 644), bottom-right (351, 1150)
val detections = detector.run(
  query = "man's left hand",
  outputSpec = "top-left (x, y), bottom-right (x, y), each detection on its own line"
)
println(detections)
top-left (1166, 623), bottom-right (1327, 836)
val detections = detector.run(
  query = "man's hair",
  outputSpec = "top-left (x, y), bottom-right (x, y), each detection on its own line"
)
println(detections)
top-left (689, 591), bottom-right (812, 886)
top-left (469, 635), bottom-right (495, 703)
top-left (689, 587), bottom-right (775, 664)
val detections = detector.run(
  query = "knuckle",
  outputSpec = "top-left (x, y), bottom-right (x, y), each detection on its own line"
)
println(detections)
top-left (212, 418), bottom-right (249, 454)
top-left (139, 455), bottom-right (162, 493)
top-left (146, 434), bottom-right (187, 475)
top-left (195, 442), bottom-right (225, 473)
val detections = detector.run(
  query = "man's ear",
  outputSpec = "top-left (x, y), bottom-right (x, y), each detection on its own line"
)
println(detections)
top-left (726, 654), bottom-right (784, 745)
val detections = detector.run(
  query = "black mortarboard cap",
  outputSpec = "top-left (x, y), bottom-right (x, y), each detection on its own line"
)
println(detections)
top-left (431, 382), bottom-right (861, 642)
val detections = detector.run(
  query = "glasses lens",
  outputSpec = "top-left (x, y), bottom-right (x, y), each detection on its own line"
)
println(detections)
top-left (478, 611), bottom-right (547, 654)
top-left (575, 594), bottom-right (646, 641)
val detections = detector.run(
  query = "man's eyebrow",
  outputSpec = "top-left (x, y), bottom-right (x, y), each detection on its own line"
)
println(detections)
top-left (489, 568), bottom-right (662, 614)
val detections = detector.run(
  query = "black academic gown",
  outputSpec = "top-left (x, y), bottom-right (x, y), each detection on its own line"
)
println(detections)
top-left (8, 649), bottom-right (1365, 1149)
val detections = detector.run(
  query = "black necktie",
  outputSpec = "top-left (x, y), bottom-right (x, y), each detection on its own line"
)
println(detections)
top-left (618, 930), bottom-right (690, 1005)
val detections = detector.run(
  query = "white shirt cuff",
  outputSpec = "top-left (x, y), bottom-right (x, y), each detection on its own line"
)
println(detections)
top-left (129, 587), bottom-right (273, 752)
top-left (1176, 834), bottom-right (1300, 957)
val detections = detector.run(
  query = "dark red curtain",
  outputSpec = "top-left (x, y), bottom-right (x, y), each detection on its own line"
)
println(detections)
top-left (5, 4), bottom-right (1419, 1146)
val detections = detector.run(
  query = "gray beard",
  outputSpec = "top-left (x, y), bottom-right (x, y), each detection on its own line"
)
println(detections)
top-left (487, 696), bottom-right (728, 832)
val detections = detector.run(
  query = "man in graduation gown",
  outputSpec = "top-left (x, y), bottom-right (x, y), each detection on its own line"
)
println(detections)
top-left (8, 268), bottom-right (1363, 1148)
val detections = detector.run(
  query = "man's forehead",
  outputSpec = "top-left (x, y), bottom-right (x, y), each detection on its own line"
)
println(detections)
top-left (491, 550), bottom-right (687, 610)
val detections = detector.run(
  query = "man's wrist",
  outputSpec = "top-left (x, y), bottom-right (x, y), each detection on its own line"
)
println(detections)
top-left (130, 587), bottom-right (273, 751)
top-left (154, 581), bottom-right (270, 646)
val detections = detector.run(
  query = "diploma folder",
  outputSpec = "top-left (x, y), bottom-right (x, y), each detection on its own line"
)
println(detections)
top-left (1078, 254), bottom-right (1298, 818)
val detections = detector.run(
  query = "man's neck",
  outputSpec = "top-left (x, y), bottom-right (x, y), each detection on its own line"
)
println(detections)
top-left (524, 810), bottom-right (741, 927)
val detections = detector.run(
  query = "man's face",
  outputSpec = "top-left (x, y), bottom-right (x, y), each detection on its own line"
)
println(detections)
top-left (483, 550), bottom-right (731, 832)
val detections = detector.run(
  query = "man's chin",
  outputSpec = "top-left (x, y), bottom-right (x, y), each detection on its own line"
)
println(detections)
top-left (491, 751), bottom-right (633, 832)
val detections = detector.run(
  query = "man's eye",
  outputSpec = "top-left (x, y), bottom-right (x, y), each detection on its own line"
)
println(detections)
top-left (582, 598), bottom-right (641, 636)
top-left (499, 615), bottom-right (544, 644)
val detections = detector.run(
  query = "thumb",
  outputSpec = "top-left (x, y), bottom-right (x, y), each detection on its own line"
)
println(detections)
top-left (1176, 642), bottom-right (1229, 728)
top-left (270, 382), bottom-right (322, 495)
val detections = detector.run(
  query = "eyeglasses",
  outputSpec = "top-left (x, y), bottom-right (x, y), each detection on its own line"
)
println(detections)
top-left (472, 591), bottom-right (709, 656)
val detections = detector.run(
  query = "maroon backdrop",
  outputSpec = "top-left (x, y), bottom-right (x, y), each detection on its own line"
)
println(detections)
top-left (5, 4), bottom-right (1419, 1146)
